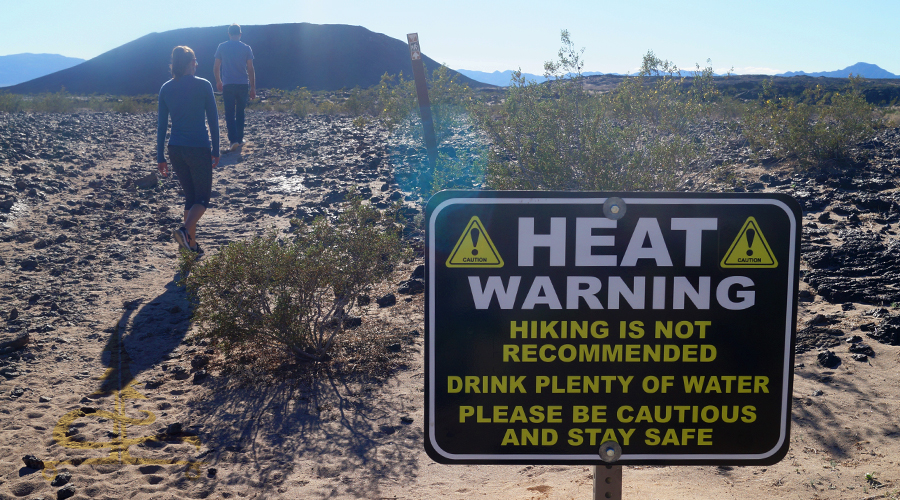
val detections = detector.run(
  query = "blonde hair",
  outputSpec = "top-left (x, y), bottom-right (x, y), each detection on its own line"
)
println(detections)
top-left (170, 46), bottom-right (195, 78)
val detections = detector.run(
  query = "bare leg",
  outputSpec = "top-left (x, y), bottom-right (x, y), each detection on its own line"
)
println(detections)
top-left (183, 204), bottom-right (207, 249)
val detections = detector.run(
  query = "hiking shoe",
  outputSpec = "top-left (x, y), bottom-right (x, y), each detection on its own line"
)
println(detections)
top-left (191, 243), bottom-right (205, 257)
top-left (173, 227), bottom-right (191, 251)
top-left (229, 142), bottom-right (240, 152)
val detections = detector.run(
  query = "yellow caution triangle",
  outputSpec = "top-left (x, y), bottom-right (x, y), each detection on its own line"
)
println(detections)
top-left (446, 216), bottom-right (504, 268)
top-left (721, 217), bottom-right (778, 268)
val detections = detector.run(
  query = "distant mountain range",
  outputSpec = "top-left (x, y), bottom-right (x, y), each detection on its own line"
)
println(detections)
top-left (458, 63), bottom-right (898, 86)
top-left (0, 53), bottom-right (84, 87)
top-left (2, 23), bottom-right (484, 95)
top-left (4, 44), bottom-right (897, 93)
top-left (455, 69), bottom-right (606, 86)
top-left (777, 62), bottom-right (897, 79)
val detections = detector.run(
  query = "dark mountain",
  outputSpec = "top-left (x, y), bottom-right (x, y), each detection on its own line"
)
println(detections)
top-left (0, 53), bottom-right (85, 87)
top-left (4, 23), bottom-right (484, 95)
top-left (778, 62), bottom-right (897, 79)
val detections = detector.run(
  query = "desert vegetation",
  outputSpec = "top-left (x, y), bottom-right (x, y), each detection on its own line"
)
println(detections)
top-left (0, 88), bottom-right (157, 114)
top-left (243, 31), bottom-right (883, 192)
top-left (1, 32), bottom-right (886, 374)
top-left (181, 194), bottom-right (408, 365)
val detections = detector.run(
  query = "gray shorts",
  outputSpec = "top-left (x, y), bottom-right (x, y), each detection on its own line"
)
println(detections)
top-left (168, 145), bottom-right (212, 210)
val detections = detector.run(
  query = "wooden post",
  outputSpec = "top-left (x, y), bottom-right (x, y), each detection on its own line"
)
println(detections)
top-left (407, 33), bottom-right (438, 187)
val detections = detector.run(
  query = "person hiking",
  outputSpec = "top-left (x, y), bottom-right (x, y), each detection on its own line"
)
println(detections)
top-left (157, 45), bottom-right (220, 256)
top-left (214, 23), bottom-right (255, 151)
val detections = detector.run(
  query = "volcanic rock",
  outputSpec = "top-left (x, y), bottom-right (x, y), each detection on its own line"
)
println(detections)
top-left (22, 455), bottom-right (44, 469)
top-left (817, 350), bottom-right (841, 368)
top-left (0, 331), bottom-right (29, 355)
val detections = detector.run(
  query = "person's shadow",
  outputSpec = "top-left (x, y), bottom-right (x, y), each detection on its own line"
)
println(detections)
top-left (95, 275), bottom-right (193, 394)
top-left (216, 144), bottom-right (246, 169)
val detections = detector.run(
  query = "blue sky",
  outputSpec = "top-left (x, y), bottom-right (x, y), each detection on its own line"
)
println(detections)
top-left (5, 0), bottom-right (899, 75)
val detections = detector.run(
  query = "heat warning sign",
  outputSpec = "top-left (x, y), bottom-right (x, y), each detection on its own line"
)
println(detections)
top-left (425, 192), bottom-right (801, 466)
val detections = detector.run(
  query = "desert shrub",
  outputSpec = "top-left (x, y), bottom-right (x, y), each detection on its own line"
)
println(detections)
top-left (425, 65), bottom-right (475, 145)
top-left (341, 86), bottom-right (379, 116)
top-left (184, 195), bottom-right (407, 365)
top-left (317, 99), bottom-right (339, 115)
top-left (0, 91), bottom-right (24, 113)
top-left (473, 33), bottom-right (712, 191)
top-left (376, 67), bottom-right (473, 143)
top-left (376, 71), bottom-right (417, 132)
top-left (109, 96), bottom-right (155, 114)
top-left (257, 87), bottom-right (316, 117)
top-left (31, 88), bottom-right (76, 113)
top-left (426, 148), bottom-right (488, 197)
top-left (884, 106), bottom-right (900, 128)
top-left (742, 76), bottom-right (879, 165)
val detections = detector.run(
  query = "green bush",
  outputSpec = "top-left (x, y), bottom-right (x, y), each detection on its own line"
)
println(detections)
top-left (377, 71), bottom-right (416, 131)
top-left (342, 86), bottom-right (379, 116)
top-left (31, 88), bottom-right (76, 113)
top-left (473, 33), bottom-right (712, 191)
top-left (742, 76), bottom-right (879, 165)
top-left (108, 96), bottom-right (155, 114)
top-left (254, 87), bottom-right (317, 117)
top-left (426, 148), bottom-right (488, 197)
top-left (376, 66), bottom-right (473, 143)
top-left (0, 91), bottom-right (24, 113)
top-left (184, 196), bottom-right (407, 365)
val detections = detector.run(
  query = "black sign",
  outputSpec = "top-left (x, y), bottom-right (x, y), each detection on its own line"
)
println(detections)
top-left (425, 191), bottom-right (801, 465)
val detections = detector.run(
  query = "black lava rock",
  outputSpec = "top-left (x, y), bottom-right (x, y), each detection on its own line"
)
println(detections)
top-left (868, 315), bottom-right (900, 346)
top-left (397, 279), bottom-right (424, 295)
top-left (190, 355), bottom-right (210, 371)
top-left (796, 326), bottom-right (844, 354)
top-left (849, 342), bottom-right (876, 357)
top-left (172, 366), bottom-right (190, 380)
top-left (51, 471), bottom-right (72, 487)
top-left (342, 316), bottom-right (362, 328)
top-left (376, 293), bottom-right (396, 308)
top-left (817, 350), bottom-right (841, 368)
top-left (22, 455), bottom-right (44, 469)
top-left (57, 483), bottom-right (76, 500)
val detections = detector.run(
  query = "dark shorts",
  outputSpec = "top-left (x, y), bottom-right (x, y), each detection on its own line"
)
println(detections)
top-left (168, 145), bottom-right (212, 210)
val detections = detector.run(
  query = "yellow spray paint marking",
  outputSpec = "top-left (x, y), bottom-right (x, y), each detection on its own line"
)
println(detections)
top-left (42, 321), bottom-right (204, 482)
top-left (446, 216), bottom-right (504, 268)
top-left (721, 217), bottom-right (778, 268)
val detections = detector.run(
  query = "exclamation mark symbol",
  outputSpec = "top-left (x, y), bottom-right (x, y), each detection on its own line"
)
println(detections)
top-left (745, 228), bottom-right (756, 256)
top-left (470, 227), bottom-right (480, 256)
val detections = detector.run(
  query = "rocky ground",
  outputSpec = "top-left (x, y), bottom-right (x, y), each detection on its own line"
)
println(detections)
top-left (1, 110), bottom-right (900, 499)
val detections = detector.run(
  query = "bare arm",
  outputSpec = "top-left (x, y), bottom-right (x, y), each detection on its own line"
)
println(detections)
top-left (213, 58), bottom-right (223, 92)
top-left (247, 59), bottom-right (256, 99)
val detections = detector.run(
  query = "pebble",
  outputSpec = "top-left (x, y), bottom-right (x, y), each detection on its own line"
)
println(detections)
top-left (376, 293), bottom-right (396, 308)
top-left (22, 455), bottom-right (44, 469)
top-left (57, 483), bottom-right (76, 500)
top-left (50, 471), bottom-right (72, 487)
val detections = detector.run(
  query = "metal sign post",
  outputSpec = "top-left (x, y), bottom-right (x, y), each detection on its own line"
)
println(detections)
top-left (593, 465), bottom-right (622, 500)
top-left (425, 191), bottom-right (801, 471)
top-left (407, 33), bottom-right (438, 187)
